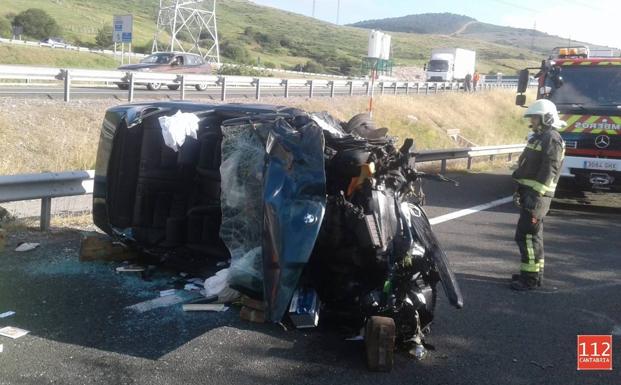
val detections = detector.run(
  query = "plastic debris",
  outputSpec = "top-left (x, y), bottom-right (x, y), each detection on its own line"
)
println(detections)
top-left (0, 326), bottom-right (29, 339)
top-left (203, 268), bottom-right (241, 303)
top-left (183, 284), bottom-right (201, 292)
top-left (115, 265), bottom-right (145, 273)
top-left (182, 304), bottom-right (228, 312)
top-left (14, 243), bottom-right (39, 252)
top-left (126, 292), bottom-right (200, 313)
top-left (158, 110), bottom-right (199, 152)
top-left (160, 289), bottom-right (176, 297)
top-left (0, 311), bottom-right (15, 319)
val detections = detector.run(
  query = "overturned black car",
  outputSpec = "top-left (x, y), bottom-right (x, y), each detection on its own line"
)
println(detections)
top-left (93, 102), bottom-right (463, 371)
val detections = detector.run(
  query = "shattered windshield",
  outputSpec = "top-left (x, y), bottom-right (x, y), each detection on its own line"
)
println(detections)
top-left (550, 66), bottom-right (621, 107)
top-left (140, 53), bottom-right (174, 64)
top-left (428, 60), bottom-right (449, 72)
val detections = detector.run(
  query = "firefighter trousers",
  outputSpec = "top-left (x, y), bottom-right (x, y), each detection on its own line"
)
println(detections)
top-left (514, 196), bottom-right (551, 277)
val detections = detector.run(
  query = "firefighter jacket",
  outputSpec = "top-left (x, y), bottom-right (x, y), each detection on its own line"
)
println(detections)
top-left (512, 127), bottom-right (565, 197)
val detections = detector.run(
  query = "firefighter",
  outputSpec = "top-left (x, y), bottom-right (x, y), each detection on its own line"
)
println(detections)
top-left (511, 99), bottom-right (566, 291)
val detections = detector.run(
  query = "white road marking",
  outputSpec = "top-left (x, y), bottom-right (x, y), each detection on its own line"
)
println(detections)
top-left (429, 196), bottom-right (514, 225)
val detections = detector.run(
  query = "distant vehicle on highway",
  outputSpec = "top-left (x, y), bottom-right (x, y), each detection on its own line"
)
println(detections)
top-left (40, 37), bottom-right (70, 49)
top-left (425, 48), bottom-right (476, 82)
top-left (116, 52), bottom-right (212, 91)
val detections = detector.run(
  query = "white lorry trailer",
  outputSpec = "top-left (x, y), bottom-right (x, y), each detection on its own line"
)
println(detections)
top-left (426, 48), bottom-right (476, 82)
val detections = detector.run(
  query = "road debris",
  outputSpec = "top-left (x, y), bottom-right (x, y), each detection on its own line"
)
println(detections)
top-left (14, 242), bottom-right (39, 252)
top-left (0, 326), bottom-right (29, 339)
top-left (115, 264), bottom-right (145, 273)
top-left (159, 289), bottom-right (177, 297)
top-left (0, 311), bottom-right (15, 319)
top-left (182, 304), bottom-right (228, 312)
top-left (126, 292), bottom-right (199, 313)
top-left (0, 343), bottom-right (3, 353)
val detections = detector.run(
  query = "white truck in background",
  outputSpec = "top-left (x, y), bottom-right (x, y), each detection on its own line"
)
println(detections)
top-left (426, 48), bottom-right (476, 82)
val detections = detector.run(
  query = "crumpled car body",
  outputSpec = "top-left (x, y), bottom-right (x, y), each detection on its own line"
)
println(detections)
top-left (93, 102), bottom-right (463, 369)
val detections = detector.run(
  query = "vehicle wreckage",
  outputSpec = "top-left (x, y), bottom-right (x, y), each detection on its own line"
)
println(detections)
top-left (93, 102), bottom-right (463, 371)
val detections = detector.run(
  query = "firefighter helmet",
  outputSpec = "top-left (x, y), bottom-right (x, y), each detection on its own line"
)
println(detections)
top-left (524, 99), bottom-right (566, 129)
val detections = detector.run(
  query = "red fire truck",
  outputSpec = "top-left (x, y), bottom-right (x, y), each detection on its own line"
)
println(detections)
top-left (516, 46), bottom-right (621, 192)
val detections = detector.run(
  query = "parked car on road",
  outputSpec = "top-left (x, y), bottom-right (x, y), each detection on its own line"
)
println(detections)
top-left (116, 52), bottom-right (212, 91)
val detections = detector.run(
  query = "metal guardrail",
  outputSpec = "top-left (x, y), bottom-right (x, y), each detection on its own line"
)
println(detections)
top-left (0, 170), bottom-right (94, 231)
top-left (0, 64), bottom-right (521, 102)
top-left (0, 145), bottom-right (524, 230)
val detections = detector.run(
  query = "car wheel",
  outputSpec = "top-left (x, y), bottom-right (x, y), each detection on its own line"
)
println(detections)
top-left (116, 83), bottom-right (129, 90)
top-left (167, 84), bottom-right (180, 91)
top-left (365, 316), bottom-right (396, 372)
top-left (195, 83), bottom-right (208, 91)
top-left (147, 83), bottom-right (162, 91)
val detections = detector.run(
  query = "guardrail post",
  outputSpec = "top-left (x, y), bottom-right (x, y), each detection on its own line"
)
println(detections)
top-left (254, 78), bottom-right (261, 100)
top-left (40, 197), bottom-right (52, 231)
top-left (283, 79), bottom-right (289, 98)
top-left (348, 81), bottom-right (354, 96)
top-left (308, 80), bottom-right (314, 98)
top-left (179, 75), bottom-right (186, 100)
top-left (467, 157), bottom-right (473, 169)
top-left (405, 82), bottom-right (409, 95)
top-left (128, 72), bottom-right (135, 102)
top-left (63, 70), bottom-right (71, 102)
top-left (393, 82), bottom-right (398, 95)
top-left (365, 81), bottom-right (370, 96)
top-left (435, 83), bottom-right (439, 94)
top-left (329, 81), bottom-right (335, 98)
top-left (508, 153), bottom-right (513, 162)
top-left (416, 83), bottom-right (420, 94)
top-left (220, 77), bottom-right (227, 101)
top-left (380, 82), bottom-right (385, 95)
top-left (425, 83), bottom-right (429, 95)
top-left (441, 159), bottom-right (447, 173)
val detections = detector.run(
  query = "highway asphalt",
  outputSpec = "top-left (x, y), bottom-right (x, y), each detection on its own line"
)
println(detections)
top-left (0, 170), bottom-right (619, 384)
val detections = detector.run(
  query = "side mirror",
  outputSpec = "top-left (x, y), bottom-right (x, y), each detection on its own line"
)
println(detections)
top-left (516, 94), bottom-right (526, 106)
top-left (517, 69), bottom-right (529, 93)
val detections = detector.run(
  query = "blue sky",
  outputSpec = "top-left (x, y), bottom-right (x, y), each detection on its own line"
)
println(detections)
top-left (249, 0), bottom-right (619, 48)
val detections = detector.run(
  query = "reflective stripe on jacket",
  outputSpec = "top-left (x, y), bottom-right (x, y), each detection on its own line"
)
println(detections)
top-left (512, 128), bottom-right (565, 197)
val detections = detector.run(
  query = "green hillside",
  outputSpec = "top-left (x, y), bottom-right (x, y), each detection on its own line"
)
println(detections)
top-left (0, 0), bottom-right (542, 75)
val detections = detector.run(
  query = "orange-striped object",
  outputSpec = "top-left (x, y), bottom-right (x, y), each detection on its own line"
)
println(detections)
top-left (560, 115), bottom-right (621, 135)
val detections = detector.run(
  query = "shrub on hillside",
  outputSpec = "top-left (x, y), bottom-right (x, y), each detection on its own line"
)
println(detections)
top-left (220, 40), bottom-right (250, 63)
top-left (0, 17), bottom-right (11, 38)
top-left (12, 8), bottom-right (62, 40)
top-left (95, 25), bottom-right (114, 49)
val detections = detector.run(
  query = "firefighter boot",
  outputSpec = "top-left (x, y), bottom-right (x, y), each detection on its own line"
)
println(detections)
top-left (511, 273), bottom-right (538, 291)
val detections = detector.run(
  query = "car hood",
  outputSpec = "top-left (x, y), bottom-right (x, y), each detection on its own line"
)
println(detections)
top-left (117, 63), bottom-right (161, 71)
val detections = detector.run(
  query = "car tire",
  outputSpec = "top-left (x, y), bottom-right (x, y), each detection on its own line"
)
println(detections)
top-left (195, 83), bottom-right (208, 91)
top-left (147, 83), bottom-right (162, 91)
top-left (116, 83), bottom-right (129, 90)
top-left (365, 316), bottom-right (396, 372)
top-left (167, 84), bottom-right (180, 91)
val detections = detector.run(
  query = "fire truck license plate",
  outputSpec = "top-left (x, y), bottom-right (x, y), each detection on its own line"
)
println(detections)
top-left (584, 160), bottom-right (618, 171)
